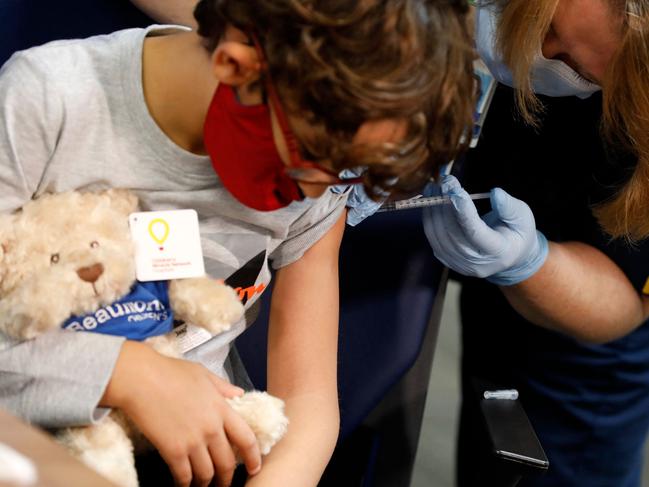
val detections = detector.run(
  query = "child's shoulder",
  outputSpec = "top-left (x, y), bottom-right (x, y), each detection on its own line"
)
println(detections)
top-left (1, 28), bottom-right (145, 83)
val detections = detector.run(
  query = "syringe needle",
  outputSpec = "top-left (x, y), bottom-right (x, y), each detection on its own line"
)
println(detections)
top-left (378, 192), bottom-right (491, 212)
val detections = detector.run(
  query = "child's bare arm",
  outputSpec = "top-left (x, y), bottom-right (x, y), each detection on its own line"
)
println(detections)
top-left (245, 212), bottom-right (346, 487)
top-left (101, 340), bottom-right (262, 487)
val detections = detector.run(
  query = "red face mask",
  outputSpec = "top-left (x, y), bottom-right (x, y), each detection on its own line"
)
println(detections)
top-left (203, 83), bottom-right (305, 211)
top-left (204, 33), bottom-right (363, 212)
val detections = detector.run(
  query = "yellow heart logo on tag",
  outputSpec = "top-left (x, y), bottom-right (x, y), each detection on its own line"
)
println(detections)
top-left (148, 218), bottom-right (170, 250)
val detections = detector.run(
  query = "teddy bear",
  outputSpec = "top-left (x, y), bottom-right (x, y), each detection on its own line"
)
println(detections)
top-left (0, 189), bottom-right (288, 487)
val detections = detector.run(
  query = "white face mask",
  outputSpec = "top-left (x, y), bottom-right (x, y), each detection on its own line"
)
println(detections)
top-left (475, 2), bottom-right (601, 99)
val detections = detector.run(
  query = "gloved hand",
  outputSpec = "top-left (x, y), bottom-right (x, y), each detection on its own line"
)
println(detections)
top-left (331, 168), bottom-right (386, 226)
top-left (423, 175), bottom-right (548, 285)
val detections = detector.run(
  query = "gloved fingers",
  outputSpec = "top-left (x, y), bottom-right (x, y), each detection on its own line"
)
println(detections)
top-left (440, 174), bottom-right (462, 194)
top-left (423, 197), bottom-right (470, 262)
top-left (490, 188), bottom-right (536, 230)
top-left (448, 186), bottom-right (504, 255)
top-left (440, 176), bottom-right (486, 241)
top-left (482, 209), bottom-right (500, 229)
top-left (424, 200), bottom-right (509, 278)
top-left (423, 204), bottom-right (458, 255)
top-left (422, 180), bottom-right (442, 198)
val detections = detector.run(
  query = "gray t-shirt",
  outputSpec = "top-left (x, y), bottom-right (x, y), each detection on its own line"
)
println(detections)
top-left (0, 26), bottom-right (346, 427)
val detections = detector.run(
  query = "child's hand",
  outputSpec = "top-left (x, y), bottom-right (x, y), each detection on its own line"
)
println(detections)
top-left (102, 341), bottom-right (262, 487)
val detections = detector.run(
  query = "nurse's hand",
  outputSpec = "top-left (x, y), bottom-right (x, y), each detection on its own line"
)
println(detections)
top-left (423, 175), bottom-right (548, 286)
top-left (330, 169), bottom-right (386, 226)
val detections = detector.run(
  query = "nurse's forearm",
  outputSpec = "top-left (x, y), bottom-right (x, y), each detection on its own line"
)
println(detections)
top-left (501, 241), bottom-right (648, 343)
top-left (129, 0), bottom-right (197, 27)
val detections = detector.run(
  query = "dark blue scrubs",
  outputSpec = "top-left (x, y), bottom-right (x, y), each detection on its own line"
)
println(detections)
top-left (457, 86), bottom-right (649, 487)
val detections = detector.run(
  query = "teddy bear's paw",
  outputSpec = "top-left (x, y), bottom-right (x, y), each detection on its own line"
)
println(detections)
top-left (145, 334), bottom-right (182, 358)
top-left (0, 312), bottom-right (59, 340)
top-left (227, 391), bottom-right (289, 456)
top-left (82, 453), bottom-right (139, 487)
top-left (15, 323), bottom-right (47, 341)
top-left (57, 415), bottom-right (139, 487)
top-left (169, 278), bottom-right (244, 335)
top-left (0, 286), bottom-right (74, 339)
top-left (195, 297), bottom-right (241, 335)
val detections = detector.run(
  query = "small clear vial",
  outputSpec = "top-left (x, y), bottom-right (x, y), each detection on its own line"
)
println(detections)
top-left (483, 389), bottom-right (519, 400)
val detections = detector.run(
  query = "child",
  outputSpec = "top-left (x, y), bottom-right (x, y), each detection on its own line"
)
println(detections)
top-left (0, 1), bottom-right (475, 486)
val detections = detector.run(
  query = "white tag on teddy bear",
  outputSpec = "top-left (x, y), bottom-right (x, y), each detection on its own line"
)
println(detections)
top-left (172, 323), bottom-right (214, 354)
top-left (129, 209), bottom-right (205, 281)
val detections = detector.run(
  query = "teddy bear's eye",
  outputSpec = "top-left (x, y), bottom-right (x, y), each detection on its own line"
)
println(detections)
top-left (50, 253), bottom-right (60, 264)
top-left (90, 241), bottom-right (99, 249)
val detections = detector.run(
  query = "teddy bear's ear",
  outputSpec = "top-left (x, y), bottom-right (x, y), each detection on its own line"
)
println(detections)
top-left (101, 189), bottom-right (139, 217)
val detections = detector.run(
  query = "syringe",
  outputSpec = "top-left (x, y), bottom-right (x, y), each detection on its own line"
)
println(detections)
top-left (377, 192), bottom-right (491, 212)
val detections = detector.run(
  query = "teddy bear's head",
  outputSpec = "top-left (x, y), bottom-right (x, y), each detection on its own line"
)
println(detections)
top-left (0, 190), bottom-right (140, 339)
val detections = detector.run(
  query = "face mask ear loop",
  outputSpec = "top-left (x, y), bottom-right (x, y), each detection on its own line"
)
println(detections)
top-left (248, 31), bottom-right (364, 187)
top-left (249, 31), bottom-right (304, 170)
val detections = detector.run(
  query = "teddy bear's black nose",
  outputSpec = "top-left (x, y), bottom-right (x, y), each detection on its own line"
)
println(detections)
top-left (77, 263), bottom-right (104, 283)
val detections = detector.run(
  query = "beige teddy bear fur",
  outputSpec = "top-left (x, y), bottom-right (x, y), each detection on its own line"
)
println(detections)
top-left (0, 190), bottom-right (288, 487)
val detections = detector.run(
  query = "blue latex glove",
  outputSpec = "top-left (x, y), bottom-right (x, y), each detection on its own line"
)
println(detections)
top-left (422, 175), bottom-right (548, 285)
top-left (331, 169), bottom-right (386, 226)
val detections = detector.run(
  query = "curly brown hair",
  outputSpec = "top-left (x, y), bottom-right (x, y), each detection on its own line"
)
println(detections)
top-left (194, 0), bottom-right (475, 198)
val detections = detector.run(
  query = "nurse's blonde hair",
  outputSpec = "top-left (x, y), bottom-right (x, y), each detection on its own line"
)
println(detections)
top-left (488, 0), bottom-right (649, 240)
top-left (491, 0), bottom-right (559, 123)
